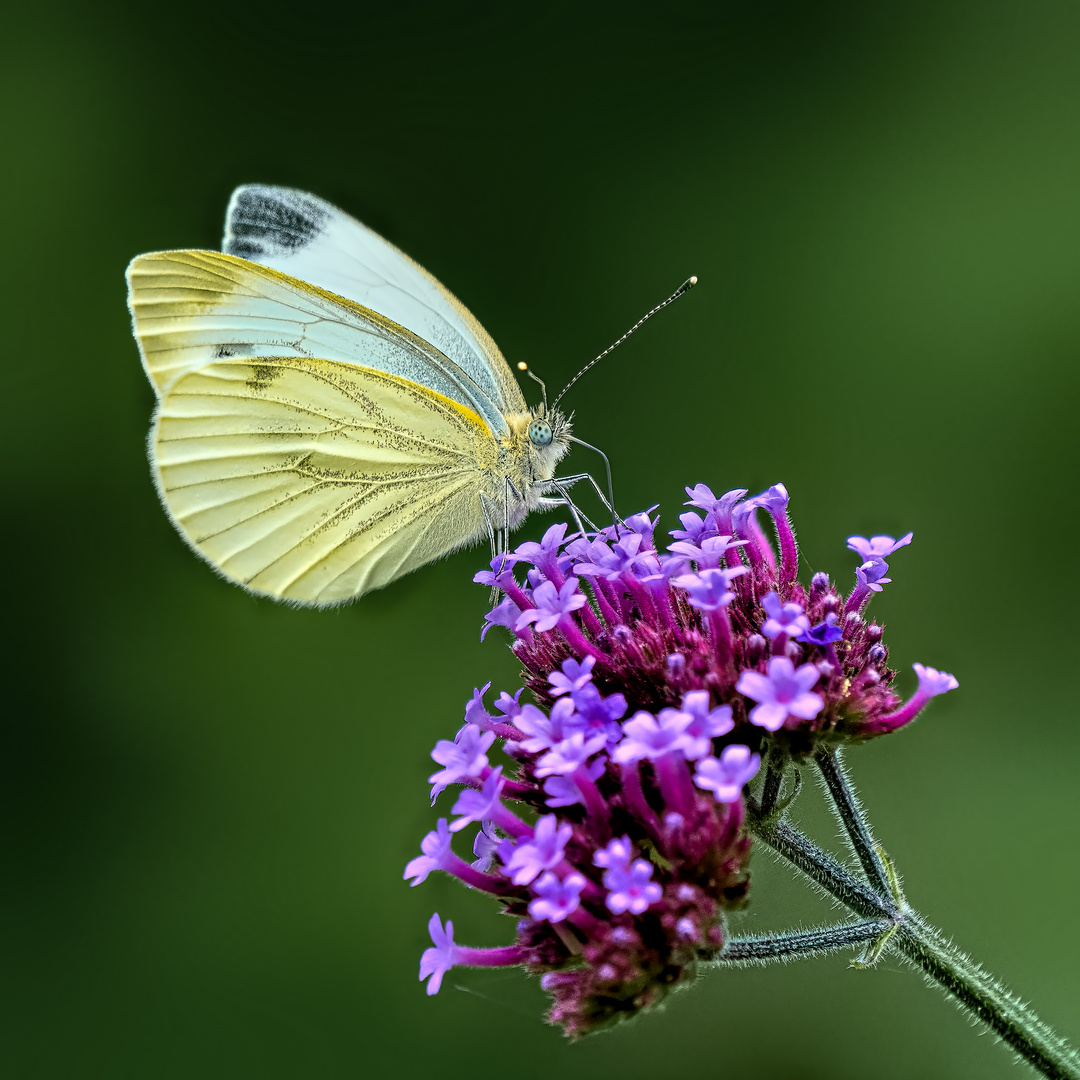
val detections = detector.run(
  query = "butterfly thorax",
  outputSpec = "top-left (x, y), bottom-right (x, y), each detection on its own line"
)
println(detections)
top-left (491, 409), bottom-right (572, 522)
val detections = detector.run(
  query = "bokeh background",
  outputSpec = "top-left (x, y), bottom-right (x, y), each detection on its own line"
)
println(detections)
top-left (4, 2), bottom-right (1079, 1077)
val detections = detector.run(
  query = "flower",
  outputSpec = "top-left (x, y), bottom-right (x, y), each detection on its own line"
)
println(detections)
top-left (601, 857), bottom-right (663, 915)
top-left (798, 612), bottom-right (843, 646)
top-left (847, 533), bottom-right (913, 560)
top-left (736, 657), bottom-right (825, 731)
top-left (865, 663), bottom-right (960, 735)
top-left (428, 724), bottom-right (495, 801)
top-left (516, 578), bottom-right (587, 632)
top-left (845, 534), bottom-right (912, 613)
top-left (680, 691), bottom-right (734, 759)
top-left (419, 914), bottom-right (526, 995)
top-left (536, 732), bottom-right (608, 777)
top-left (406, 479), bottom-right (958, 1035)
top-left (913, 662), bottom-right (959, 696)
top-left (549, 655), bottom-right (595, 696)
top-left (502, 814), bottom-right (573, 885)
top-left (481, 595), bottom-right (520, 641)
top-left (528, 871), bottom-right (587, 923)
top-left (511, 523), bottom-right (570, 582)
top-left (856, 557), bottom-right (891, 593)
top-left (449, 767), bottom-right (507, 831)
top-left (612, 709), bottom-right (693, 763)
top-left (694, 747), bottom-right (762, 803)
top-left (419, 914), bottom-right (457, 995)
top-left (672, 566), bottom-right (746, 610)
top-left (760, 591), bottom-right (811, 641)
top-left (404, 818), bottom-right (455, 886)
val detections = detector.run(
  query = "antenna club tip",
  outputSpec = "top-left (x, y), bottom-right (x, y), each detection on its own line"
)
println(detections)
top-left (516, 361), bottom-right (528, 371)
top-left (689, 275), bottom-right (698, 285)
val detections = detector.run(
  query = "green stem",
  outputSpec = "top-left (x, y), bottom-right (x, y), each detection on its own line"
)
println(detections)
top-left (890, 917), bottom-right (1080, 1080)
top-left (759, 745), bottom-right (786, 816)
top-left (814, 747), bottom-right (892, 897)
top-left (747, 807), bottom-right (894, 920)
top-left (717, 919), bottom-right (891, 965)
top-left (747, 811), bottom-right (1080, 1079)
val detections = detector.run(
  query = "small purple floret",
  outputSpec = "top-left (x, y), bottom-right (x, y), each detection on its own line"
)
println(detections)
top-left (914, 662), bottom-right (959, 697)
top-left (613, 709), bottom-right (692, 763)
top-left (847, 533), bottom-right (913, 560)
top-left (481, 596), bottom-right (521, 641)
top-left (679, 691), bottom-right (735, 759)
top-left (760, 591), bottom-right (811, 640)
top-left (736, 657), bottom-right (824, 731)
top-left (694, 746), bottom-right (761, 802)
top-left (602, 858), bottom-right (663, 915)
top-left (429, 724), bottom-right (496, 801)
top-left (449, 767), bottom-right (505, 831)
top-left (549, 656), bottom-right (596, 696)
top-left (516, 697), bottom-right (579, 753)
top-left (536, 733), bottom-right (608, 777)
top-left (529, 871), bottom-right (587, 923)
top-left (798, 611), bottom-right (843, 646)
top-left (419, 913), bottom-right (457, 995)
top-left (856, 557), bottom-right (892, 593)
top-left (502, 814), bottom-right (574, 885)
top-left (404, 818), bottom-right (455, 886)
top-left (673, 567), bottom-right (746, 611)
top-left (516, 578), bottom-right (587, 633)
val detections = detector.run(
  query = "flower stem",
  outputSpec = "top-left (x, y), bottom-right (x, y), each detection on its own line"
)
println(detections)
top-left (758, 745), bottom-right (786, 817)
top-left (747, 805), bottom-right (1080, 1079)
top-left (890, 917), bottom-right (1080, 1080)
top-left (747, 808), bottom-right (893, 920)
top-left (717, 919), bottom-right (891, 965)
top-left (814, 748), bottom-right (892, 898)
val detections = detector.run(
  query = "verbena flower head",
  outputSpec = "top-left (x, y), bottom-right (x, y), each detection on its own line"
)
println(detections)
top-left (407, 481), bottom-right (958, 1035)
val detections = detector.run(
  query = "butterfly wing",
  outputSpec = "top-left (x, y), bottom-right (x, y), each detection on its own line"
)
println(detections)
top-left (128, 248), bottom-right (512, 437)
top-left (221, 185), bottom-right (527, 417)
top-left (152, 355), bottom-right (497, 605)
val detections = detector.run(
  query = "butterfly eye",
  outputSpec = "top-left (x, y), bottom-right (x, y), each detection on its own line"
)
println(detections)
top-left (528, 418), bottom-right (554, 447)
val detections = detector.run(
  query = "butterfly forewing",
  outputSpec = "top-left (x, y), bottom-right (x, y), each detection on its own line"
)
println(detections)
top-left (222, 185), bottom-right (527, 420)
top-left (155, 356), bottom-right (497, 605)
top-left (128, 249), bottom-right (510, 436)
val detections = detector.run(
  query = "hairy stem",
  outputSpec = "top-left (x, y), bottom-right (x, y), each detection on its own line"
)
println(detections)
top-left (717, 919), bottom-right (891, 965)
top-left (747, 807), bottom-right (894, 920)
top-left (759, 757), bottom-right (784, 817)
top-left (890, 917), bottom-right (1080, 1080)
top-left (747, 810), bottom-right (1080, 1079)
top-left (814, 748), bottom-right (892, 897)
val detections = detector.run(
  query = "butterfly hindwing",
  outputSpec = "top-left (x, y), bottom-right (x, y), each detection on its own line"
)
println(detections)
top-left (153, 356), bottom-right (497, 605)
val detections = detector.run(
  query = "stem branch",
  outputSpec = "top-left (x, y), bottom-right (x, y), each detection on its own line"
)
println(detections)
top-left (717, 919), bottom-right (891, 965)
top-left (814, 748), bottom-right (892, 897)
top-left (747, 809), bottom-right (1080, 1079)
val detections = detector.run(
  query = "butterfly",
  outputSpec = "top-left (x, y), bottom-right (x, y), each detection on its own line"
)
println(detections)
top-left (127, 185), bottom-right (601, 606)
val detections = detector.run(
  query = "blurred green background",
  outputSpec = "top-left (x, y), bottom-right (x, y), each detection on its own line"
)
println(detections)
top-left (4, 1), bottom-right (1078, 1076)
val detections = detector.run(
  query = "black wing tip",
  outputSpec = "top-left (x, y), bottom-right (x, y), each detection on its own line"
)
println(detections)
top-left (223, 185), bottom-right (330, 258)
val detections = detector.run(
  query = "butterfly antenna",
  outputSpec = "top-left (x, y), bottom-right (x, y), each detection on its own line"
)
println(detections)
top-left (551, 276), bottom-right (698, 411)
top-left (517, 362), bottom-right (548, 418)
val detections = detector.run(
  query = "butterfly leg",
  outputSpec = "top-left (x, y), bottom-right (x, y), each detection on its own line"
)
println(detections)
top-left (479, 493), bottom-right (499, 559)
top-left (478, 494), bottom-right (504, 605)
top-left (564, 436), bottom-right (620, 531)
top-left (546, 471), bottom-right (627, 532)
top-left (546, 478), bottom-right (594, 542)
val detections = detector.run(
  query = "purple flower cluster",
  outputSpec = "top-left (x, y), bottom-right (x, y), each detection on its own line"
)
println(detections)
top-left (408, 482), bottom-right (958, 1034)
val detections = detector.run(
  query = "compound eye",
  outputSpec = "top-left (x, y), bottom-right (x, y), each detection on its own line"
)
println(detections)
top-left (528, 418), bottom-right (554, 446)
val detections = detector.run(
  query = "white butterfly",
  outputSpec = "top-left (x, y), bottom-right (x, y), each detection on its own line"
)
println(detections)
top-left (127, 185), bottom-right (587, 606)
